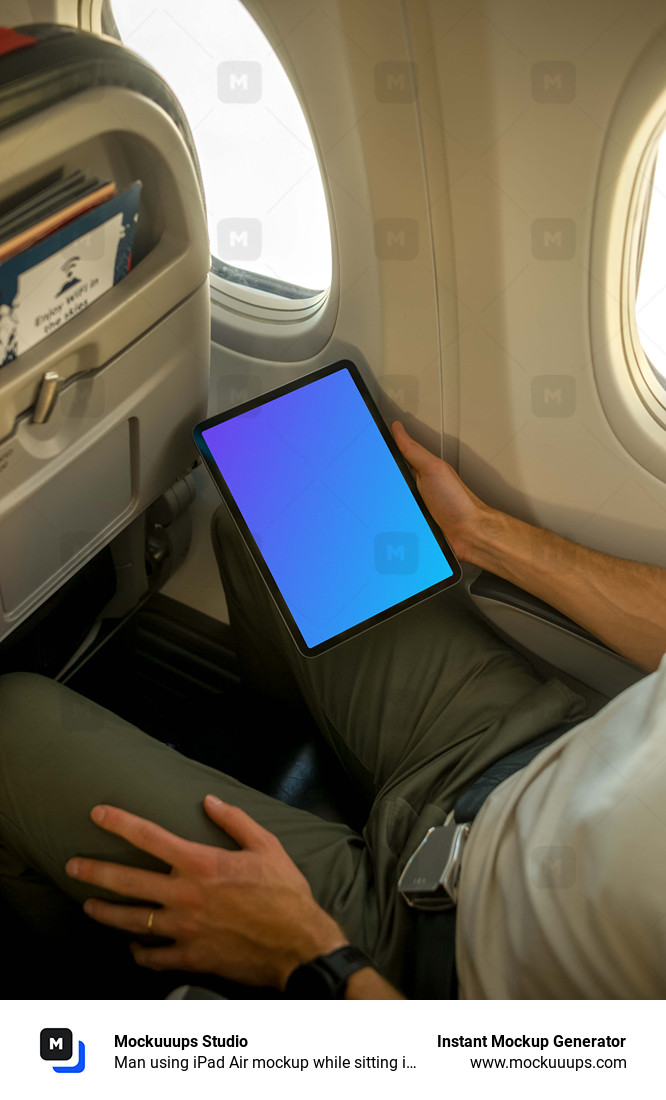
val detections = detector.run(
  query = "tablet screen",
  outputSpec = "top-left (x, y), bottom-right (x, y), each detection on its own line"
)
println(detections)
top-left (196, 362), bottom-right (460, 655)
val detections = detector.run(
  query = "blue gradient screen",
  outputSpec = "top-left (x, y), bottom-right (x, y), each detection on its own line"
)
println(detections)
top-left (202, 367), bottom-right (453, 648)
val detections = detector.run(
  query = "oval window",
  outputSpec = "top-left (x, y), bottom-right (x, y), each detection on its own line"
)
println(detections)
top-left (635, 128), bottom-right (666, 386)
top-left (111, 0), bottom-right (332, 295)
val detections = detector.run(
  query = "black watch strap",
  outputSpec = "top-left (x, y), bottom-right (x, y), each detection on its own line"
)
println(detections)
top-left (284, 945), bottom-right (372, 999)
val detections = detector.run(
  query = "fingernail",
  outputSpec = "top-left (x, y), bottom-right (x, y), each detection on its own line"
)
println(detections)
top-left (91, 805), bottom-right (106, 823)
top-left (83, 899), bottom-right (94, 914)
top-left (66, 859), bottom-right (79, 877)
top-left (205, 794), bottom-right (223, 806)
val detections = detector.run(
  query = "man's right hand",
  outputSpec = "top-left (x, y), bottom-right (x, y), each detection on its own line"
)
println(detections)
top-left (392, 419), bottom-right (666, 672)
top-left (391, 420), bottom-right (493, 564)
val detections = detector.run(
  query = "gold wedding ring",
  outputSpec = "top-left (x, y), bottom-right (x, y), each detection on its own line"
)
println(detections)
top-left (146, 910), bottom-right (155, 931)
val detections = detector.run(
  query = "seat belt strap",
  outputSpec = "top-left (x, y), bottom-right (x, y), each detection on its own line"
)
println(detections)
top-left (400, 717), bottom-right (579, 999)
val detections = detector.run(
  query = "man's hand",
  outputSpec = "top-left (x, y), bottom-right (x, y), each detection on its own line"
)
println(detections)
top-left (391, 420), bottom-right (494, 563)
top-left (65, 796), bottom-right (349, 990)
top-left (392, 420), bottom-right (666, 671)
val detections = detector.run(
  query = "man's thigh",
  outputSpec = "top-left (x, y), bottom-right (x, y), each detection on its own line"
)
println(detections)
top-left (0, 673), bottom-right (455, 994)
top-left (212, 504), bottom-right (588, 808)
top-left (0, 673), bottom-right (377, 958)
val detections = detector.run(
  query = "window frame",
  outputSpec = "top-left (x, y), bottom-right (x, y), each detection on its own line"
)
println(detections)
top-left (94, 0), bottom-right (338, 360)
top-left (624, 121), bottom-right (666, 416)
top-left (209, 258), bottom-right (338, 361)
top-left (589, 34), bottom-right (666, 485)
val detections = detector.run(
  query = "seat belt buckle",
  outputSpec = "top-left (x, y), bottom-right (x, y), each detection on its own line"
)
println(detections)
top-left (398, 811), bottom-right (470, 910)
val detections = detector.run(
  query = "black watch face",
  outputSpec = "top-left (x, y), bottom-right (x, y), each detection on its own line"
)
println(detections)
top-left (285, 947), bottom-right (370, 998)
top-left (287, 960), bottom-right (342, 999)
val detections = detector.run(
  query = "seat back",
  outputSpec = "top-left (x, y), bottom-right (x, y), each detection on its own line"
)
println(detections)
top-left (0, 24), bottom-right (210, 644)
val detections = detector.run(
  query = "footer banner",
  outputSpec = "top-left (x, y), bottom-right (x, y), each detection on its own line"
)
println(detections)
top-left (2, 998), bottom-right (656, 1098)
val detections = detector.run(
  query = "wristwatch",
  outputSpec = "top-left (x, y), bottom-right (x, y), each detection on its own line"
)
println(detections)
top-left (284, 945), bottom-right (372, 999)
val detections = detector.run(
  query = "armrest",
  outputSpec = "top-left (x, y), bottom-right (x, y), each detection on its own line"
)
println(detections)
top-left (469, 572), bottom-right (609, 648)
top-left (467, 570), bottom-right (645, 698)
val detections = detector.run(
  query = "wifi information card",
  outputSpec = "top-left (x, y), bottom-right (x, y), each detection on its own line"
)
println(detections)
top-left (0, 182), bottom-right (141, 366)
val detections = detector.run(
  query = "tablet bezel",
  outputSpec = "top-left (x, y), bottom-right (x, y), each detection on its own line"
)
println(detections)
top-left (193, 359), bottom-right (462, 657)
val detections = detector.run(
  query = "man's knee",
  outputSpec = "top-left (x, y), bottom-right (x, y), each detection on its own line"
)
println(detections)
top-left (0, 670), bottom-right (55, 735)
top-left (0, 672), bottom-right (113, 771)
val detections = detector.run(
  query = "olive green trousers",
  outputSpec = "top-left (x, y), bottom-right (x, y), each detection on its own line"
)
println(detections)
top-left (0, 504), bottom-right (589, 994)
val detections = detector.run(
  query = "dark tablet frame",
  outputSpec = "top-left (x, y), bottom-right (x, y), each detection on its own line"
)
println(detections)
top-left (193, 360), bottom-right (462, 657)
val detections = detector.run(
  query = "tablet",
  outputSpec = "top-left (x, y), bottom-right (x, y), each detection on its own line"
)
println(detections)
top-left (193, 360), bottom-right (461, 656)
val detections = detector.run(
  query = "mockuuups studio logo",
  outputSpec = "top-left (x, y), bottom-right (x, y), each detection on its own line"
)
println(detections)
top-left (531, 218), bottom-right (575, 260)
top-left (217, 218), bottom-right (262, 262)
top-left (217, 60), bottom-right (262, 103)
top-left (374, 61), bottom-right (417, 103)
top-left (375, 532), bottom-right (418, 574)
top-left (531, 61), bottom-right (576, 103)
top-left (380, 374), bottom-right (419, 412)
top-left (529, 846), bottom-right (576, 889)
top-left (40, 1028), bottom-right (86, 1074)
top-left (374, 219), bottom-right (419, 260)
top-left (531, 375), bottom-right (576, 417)
top-left (216, 372), bottom-right (263, 413)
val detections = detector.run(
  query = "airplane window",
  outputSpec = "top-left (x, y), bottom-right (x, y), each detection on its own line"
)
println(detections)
top-left (635, 129), bottom-right (666, 384)
top-left (110, 0), bottom-right (332, 295)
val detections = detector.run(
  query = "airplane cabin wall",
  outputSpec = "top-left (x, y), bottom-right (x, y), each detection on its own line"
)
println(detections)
top-left (2, 1), bottom-right (78, 24)
top-left (414, 0), bottom-right (666, 565)
top-left (235, 0), bottom-right (666, 572)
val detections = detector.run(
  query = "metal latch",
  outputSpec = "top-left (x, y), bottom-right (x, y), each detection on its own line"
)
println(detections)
top-left (32, 370), bottom-right (60, 424)
top-left (398, 811), bottom-right (471, 910)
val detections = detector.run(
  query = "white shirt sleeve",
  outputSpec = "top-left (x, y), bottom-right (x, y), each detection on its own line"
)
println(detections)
top-left (456, 657), bottom-right (666, 998)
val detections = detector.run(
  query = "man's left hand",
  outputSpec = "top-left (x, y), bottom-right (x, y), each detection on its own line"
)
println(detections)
top-left (65, 795), bottom-right (348, 990)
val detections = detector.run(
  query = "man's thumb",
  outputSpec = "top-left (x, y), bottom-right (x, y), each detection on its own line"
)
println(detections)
top-left (391, 420), bottom-right (432, 472)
